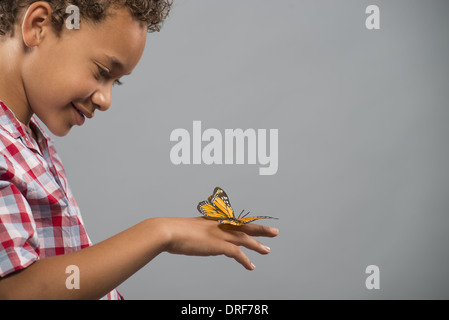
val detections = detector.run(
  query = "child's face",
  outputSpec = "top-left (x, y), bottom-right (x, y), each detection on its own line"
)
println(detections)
top-left (22, 7), bottom-right (147, 136)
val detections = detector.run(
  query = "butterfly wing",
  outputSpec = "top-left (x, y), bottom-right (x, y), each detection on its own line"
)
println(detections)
top-left (220, 216), bottom-right (279, 226)
top-left (218, 219), bottom-right (245, 226)
top-left (197, 201), bottom-right (229, 220)
top-left (209, 187), bottom-right (234, 219)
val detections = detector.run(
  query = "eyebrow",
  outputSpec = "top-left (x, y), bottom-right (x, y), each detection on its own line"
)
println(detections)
top-left (104, 55), bottom-right (132, 75)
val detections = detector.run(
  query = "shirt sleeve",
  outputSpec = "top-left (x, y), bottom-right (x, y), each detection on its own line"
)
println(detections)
top-left (0, 156), bottom-right (40, 278)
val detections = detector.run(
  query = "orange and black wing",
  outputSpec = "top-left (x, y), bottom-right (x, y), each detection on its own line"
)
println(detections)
top-left (208, 187), bottom-right (234, 219)
top-left (220, 216), bottom-right (278, 226)
top-left (197, 200), bottom-right (229, 220)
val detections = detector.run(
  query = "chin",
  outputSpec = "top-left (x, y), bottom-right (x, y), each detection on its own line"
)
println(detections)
top-left (45, 123), bottom-right (73, 137)
top-left (52, 128), bottom-right (72, 137)
top-left (34, 110), bottom-right (75, 137)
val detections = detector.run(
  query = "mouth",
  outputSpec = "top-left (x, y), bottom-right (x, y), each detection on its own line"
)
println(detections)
top-left (71, 102), bottom-right (94, 127)
top-left (72, 102), bottom-right (94, 119)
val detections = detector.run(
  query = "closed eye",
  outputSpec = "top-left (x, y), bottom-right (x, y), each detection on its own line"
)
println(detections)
top-left (97, 66), bottom-right (124, 86)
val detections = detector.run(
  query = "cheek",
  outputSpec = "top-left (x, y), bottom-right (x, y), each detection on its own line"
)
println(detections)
top-left (22, 59), bottom-right (65, 107)
top-left (23, 44), bottom-right (97, 107)
top-left (24, 62), bottom-right (96, 109)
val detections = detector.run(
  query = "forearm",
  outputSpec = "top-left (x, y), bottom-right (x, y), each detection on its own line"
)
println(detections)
top-left (0, 217), bottom-right (278, 299)
top-left (0, 218), bottom-right (168, 300)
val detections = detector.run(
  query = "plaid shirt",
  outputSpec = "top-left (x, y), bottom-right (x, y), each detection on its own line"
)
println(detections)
top-left (0, 101), bottom-right (122, 300)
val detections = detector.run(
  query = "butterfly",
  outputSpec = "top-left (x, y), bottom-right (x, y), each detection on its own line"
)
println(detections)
top-left (197, 187), bottom-right (278, 226)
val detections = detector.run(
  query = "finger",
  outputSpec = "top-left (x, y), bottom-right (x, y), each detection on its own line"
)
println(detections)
top-left (223, 243), bottom-right (255, 271)
top-left (226, 231), bottom-right (271, 255)
top-left (221, 223), bottom-right (279, 238)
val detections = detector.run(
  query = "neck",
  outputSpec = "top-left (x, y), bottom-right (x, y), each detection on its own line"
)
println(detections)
top-left (0, 37), bottom-right (34, 127)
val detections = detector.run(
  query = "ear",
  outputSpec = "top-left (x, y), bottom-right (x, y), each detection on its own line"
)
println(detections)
top-left (21, 1), bottom-right (54, 47)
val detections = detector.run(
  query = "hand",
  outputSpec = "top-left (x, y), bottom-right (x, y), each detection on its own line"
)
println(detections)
top-left (159, 217), bottom-right (279, 270)
top-left (0, 217), bottom-right (277, 299)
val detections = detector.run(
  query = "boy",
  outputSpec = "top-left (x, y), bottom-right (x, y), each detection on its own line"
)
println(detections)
top-left (0, 1), bottom-right (278, 299)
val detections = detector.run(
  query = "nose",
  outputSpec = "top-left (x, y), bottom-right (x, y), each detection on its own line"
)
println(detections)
top-left (91, 83), bottom-right (112, 112)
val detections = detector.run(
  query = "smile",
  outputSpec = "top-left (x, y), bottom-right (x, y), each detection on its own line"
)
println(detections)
top-left (71, 102), bottom-right (94, 126)
top-left (72, 102), bottom-right (94, 119)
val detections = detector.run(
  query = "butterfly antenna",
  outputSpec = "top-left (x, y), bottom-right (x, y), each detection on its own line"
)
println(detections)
top-left (238, 209), bottom-right (245, 219)
top-left (241, 211), bottom-right (250, 219)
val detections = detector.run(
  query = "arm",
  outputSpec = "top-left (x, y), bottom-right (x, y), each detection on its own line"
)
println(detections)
top-left (0, 217), bottom-right (278, 300)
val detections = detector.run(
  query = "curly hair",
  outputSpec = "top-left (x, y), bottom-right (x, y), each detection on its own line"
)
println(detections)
top-left (0, 0), bottom-right (172, 36)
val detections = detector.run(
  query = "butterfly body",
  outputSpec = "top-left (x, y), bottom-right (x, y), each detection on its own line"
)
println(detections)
top-left (197, 187), bottom-right (277, 225)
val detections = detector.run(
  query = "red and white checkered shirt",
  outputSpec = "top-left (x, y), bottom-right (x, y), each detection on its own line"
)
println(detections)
top-left (0, 101), bottom-right (122, 300)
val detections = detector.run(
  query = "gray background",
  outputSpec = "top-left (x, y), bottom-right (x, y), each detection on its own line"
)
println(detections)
top-left (50, 0), bottom-right (449, 299)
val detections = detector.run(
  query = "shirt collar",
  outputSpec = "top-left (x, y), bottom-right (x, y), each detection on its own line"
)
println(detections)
top-left (0, 100), bottom-right (47, 156)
